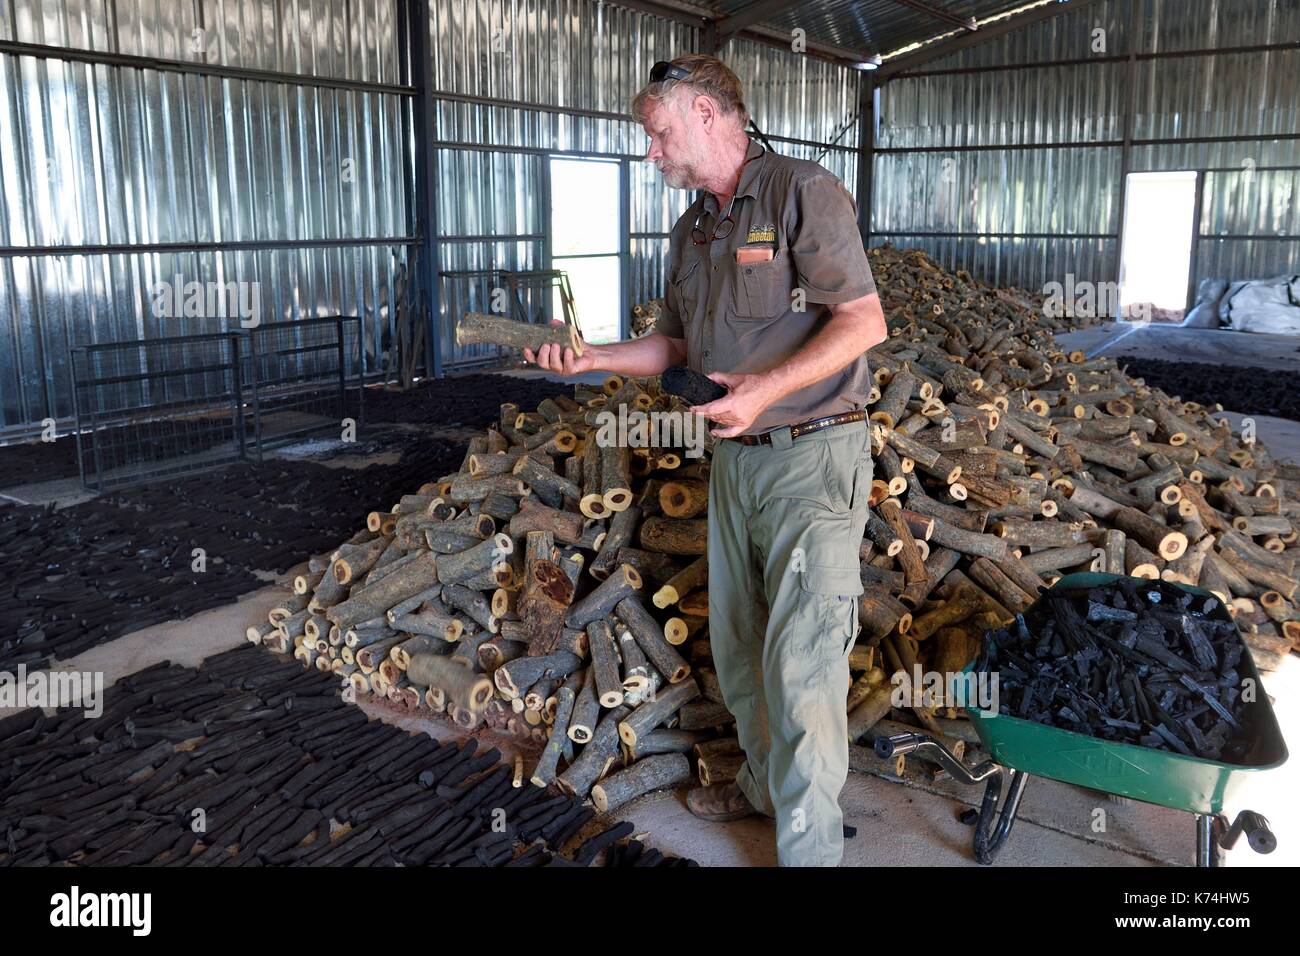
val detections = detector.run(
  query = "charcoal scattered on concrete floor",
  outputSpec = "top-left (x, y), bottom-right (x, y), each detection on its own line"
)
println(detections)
top-left (362, 372), bottom-right (571, 425)
top-left (0, 436), bottom-right (465, 672)
top-left (1119, 358), bottom-right (1300, 422)
top-left (0, 372), bottom-right (571, 490)
top-left (980, 578), bottom-right (1260, 762)
top-left (0, 644), bottom-right (696, 867)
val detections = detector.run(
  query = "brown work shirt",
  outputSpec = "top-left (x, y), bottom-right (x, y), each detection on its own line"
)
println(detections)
top-left (656, 138), bottom-right (877, 435)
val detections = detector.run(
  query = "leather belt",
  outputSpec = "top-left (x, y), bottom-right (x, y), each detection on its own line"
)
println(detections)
top-left (725, 409), bottom-right (866, 446)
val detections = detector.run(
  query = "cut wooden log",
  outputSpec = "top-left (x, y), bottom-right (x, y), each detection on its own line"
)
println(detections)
top-left (591, 753), bottom-right (692, 812)
top-left (565, 564), bottom-right (642, 629)
top-left (456, 311), bottom-right (584, 356)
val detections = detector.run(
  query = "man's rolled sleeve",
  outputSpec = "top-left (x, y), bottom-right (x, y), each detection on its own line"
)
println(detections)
top-left (657, 281), bottom-right (685, 339)
top-left (788, 175), bottom-right (877, 306)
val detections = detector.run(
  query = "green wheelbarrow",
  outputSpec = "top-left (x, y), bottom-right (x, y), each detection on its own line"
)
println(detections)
top-left (874, 573), bottom-right (1289, 866)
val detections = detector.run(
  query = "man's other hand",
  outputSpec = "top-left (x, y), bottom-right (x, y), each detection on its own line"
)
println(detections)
top-left (689, 371), bottom-right (779, 438)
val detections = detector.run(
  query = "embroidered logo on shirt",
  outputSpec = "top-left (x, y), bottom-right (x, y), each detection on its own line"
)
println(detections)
top-left (745, 224), bottom-right (776, 244)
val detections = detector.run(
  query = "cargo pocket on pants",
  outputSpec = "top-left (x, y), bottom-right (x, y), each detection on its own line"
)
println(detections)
top-left (799, 564), bottom-right (864, 659)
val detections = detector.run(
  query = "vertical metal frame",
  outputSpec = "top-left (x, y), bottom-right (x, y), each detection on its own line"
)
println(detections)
top-left (856, 74), bottom-right (877, 244)
top-left (406, 0), bottom-right (442, 379)
top-left (1186, 169), bottom-right (1208, 312)
top-left (1112, 0), bottom-right (1143, 297)
top-left (619, 159), bottom-right (633, 340)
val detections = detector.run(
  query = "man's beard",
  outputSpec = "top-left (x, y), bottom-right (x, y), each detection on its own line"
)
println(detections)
top-left (657, 160), bottom-right (700, 190)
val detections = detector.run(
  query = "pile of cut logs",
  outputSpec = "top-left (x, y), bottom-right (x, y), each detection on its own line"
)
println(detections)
top-left (246, 244), bottom-right (1298, 809)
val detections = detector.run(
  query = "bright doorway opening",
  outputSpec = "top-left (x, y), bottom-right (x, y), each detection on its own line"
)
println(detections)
top-left (1118, 170), bottom-right (1198, 322)
top-left (549, 157), bottom-right (622, 343)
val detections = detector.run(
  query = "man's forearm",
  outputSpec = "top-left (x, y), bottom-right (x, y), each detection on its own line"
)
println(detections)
top-left (584, 332), bottom-right (686, 377)
top-left (759, 297), bottom-right (887, 403)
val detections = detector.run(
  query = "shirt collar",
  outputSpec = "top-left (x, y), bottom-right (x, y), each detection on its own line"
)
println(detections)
top-left (702, 137), bottom-right (767, 215)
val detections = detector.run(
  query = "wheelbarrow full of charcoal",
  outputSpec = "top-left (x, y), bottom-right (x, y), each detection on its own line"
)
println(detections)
top-left (875, 573), bottom-right (1288, 866)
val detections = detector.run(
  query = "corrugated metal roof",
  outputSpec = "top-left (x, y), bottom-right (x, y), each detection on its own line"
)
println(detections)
top-left (701, 0), bottom-right (1049, 59)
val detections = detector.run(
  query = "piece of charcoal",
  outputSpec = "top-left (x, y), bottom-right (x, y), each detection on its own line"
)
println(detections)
top-left (660, 365), bottom-right (727, 406)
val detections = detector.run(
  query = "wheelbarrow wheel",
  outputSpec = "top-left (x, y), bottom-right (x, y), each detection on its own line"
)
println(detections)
top-left (973, 769), bottom-right (1030, 865)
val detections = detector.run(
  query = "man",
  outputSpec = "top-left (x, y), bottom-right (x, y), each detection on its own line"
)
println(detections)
top-left (524, 54), bottom-right (887, 867)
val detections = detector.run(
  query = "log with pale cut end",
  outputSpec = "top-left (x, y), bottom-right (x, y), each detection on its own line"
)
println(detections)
top-left (870, 365), bottom-right (915, 429)
top-left (476, 635), bottom-right (526, 671)
top-left (663, 614), bottom-right (705, 645)
top-left (591, 753), bottom-right (692, 812)
top-left (493, 650), bottom-right (582, 700)
top-left (325, 552), bottom-right (439, 630)
top-left (587, 620), bottom-right (624, 708)
top-left (356, 635), bottom-right (406, 671)
top-left (509, 497), bottom-right (585, 546)
top-left (392, 635), bottom-right (451, 670)
top-left (652, 554), bottom-right (708, 609)
top-left (639, 516), bottom-right (707, 555)
top-left (436, 533), bottom-right (513, 586)
top-left (557, 704), bottom-right (631, 798)
top-left (246, 620), bottom-right (276, 644)
top-left (333, 537), bottom-right (386, 586)
top-left (271, 592), bottom-right (310, 623)
top-left (390, 609), bottom-right (463, 642)
top-left (615, 596), bottom-right (691, 684)
top-left (565, 563), bottom-right (642, 629)
top-left (294, 568), bottom-right (325, 595)
top-left (567, 668), bottom-right (600, 744)
top-left (513, 453), bottom-right (580, 506)
top-left (858, 585), bottom-right (911, 640)
top-left (405, 653), bottom-right (494, 713)
top-left (599, 442), bottom-right (633, 512)
top-left (616, 623), bottom-right (650, 692)
top-left (697, 751), bottom-right (746, 787)
top-left (659, 479), bottom-right (709, 519)
top-left (614, 547), bottom-right (682, 588)
top-left (531, 680), bottom-right (578, 787)
top-left (589, 505), bottom-right (640, 581)
top-left (441, 583), bottom-right (497, 633)
top-left (456, 311), bottom-right (584, 356)
top-left (617, 678), bottom-right (700, 748)
top-left (1110, 506), bottom-right (1188, 561)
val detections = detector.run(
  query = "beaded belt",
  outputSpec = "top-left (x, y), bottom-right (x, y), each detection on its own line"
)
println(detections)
top-left (725, 409), bottom-right (866, 446)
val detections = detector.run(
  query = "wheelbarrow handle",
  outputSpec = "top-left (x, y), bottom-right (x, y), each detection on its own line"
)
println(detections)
top-left (973, 769), bottom-right (1029, 865)
top-left (871, 730), bottom-right (1029, 865)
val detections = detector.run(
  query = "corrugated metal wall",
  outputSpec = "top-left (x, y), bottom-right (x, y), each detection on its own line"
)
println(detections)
top-left (873, 0), bottom-right (1300, 295)
top-left (0, 0), bottom-right (863, 428)
top-left (425, 0), bottom-right (862, 364)
top-left (0, 0), bottom-right (412, 432)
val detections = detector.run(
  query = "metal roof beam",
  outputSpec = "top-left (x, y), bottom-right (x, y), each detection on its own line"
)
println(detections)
top-left (886, 0), bottom-right (978, 33)
top-left (876, 0), bottom-right (1106, 80)
top-left (717, 0), bottom-right (815, 43)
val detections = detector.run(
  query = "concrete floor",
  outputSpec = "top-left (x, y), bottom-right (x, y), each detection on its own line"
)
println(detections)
top-left (6, 572), bottom-right (1293, 868)
top-left (4, 361), bottom-right (1296, 867)
top-left (1056, 322), bottom-right (1300, 463)
top-left (1057, 322), bottom-right (1300, 373)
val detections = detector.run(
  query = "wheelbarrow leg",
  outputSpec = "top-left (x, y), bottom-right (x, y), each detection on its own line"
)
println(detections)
top-left (1196, 813), bottom-right (1227, 868)
top-left (974, 769), bottom-right (1030, 865)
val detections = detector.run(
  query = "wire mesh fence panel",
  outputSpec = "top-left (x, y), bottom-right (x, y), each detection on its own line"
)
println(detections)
top-left (70, 333), bottom-right (248, 491)
top-left (245, 316), bottom-right (364, 452)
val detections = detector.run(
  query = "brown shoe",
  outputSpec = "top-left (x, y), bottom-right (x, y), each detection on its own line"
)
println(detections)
top-left (686, 781), bottom-right (759, 822)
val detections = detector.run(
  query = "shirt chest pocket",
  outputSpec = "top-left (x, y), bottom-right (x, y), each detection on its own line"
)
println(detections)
top-left (733, 253), bottom-right (790, 320)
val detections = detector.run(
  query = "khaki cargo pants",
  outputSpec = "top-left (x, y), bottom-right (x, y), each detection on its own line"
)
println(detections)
top-left (707, 419), bottom-right (871, 867)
